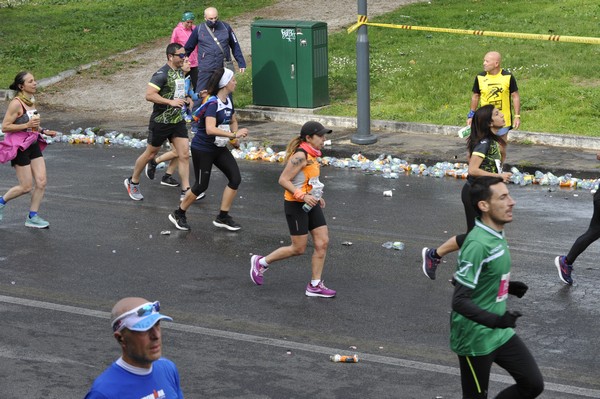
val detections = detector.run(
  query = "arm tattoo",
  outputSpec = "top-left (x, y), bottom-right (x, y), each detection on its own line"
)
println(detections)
top-left (290, 156), bottom-right (303, 167)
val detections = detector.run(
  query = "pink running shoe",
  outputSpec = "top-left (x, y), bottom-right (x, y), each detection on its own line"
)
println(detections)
top-left (305, 281), bottom-right (336, 298)
top-left (250, 255), bottom-right (267, 285)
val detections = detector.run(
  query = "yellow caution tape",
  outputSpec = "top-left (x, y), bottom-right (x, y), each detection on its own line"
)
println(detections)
top-left (347, 15), bottom-right (368, 33)
top-left (347, 18), bottom-right (600, 45)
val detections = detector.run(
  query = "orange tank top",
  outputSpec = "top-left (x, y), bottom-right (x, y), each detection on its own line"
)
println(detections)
top-left (284, 150), bottom-right (321, 202)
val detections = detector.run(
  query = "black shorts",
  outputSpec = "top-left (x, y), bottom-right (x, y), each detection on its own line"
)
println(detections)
top-left (11, 140), bottom-right (43, 167)
top-left (147, 121), bottom-right (188, 147)
top-left (284, 200), bottom-right (327, 236)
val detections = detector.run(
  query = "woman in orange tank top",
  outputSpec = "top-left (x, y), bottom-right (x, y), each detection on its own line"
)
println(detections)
top-left (249, 121), bottom-right (337, 298)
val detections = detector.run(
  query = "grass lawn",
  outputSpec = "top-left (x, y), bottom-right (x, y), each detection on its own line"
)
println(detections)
top-left (239, 0), bottom-right (600, 136)
top-left (325, 0), bottom-right (600, 135)
top-left (1, 0), bottom-right (598, 135)
top-left (0, 0), bottom-right (272, 86)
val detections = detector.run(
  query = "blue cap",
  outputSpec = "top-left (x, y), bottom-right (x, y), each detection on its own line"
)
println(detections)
top-left (112, 301), bottom-right (173, 332)
top-left (129, 313), bottom-right (173, 331)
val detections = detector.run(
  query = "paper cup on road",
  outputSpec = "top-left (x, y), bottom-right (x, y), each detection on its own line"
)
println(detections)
top-left (383, 190), bottom-right (393, 197)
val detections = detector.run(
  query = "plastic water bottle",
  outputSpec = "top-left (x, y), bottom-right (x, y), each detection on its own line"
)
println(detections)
top-left (382, 241), bottom-right (404, 250)
top-left (330, 354), bottom-right (358, 363)
top-left (303, 188), bottom-right (323, 213)
top-left (393, 241), bottom-right (405, 250)
top-left (458, 126), bottom-right (470, 138)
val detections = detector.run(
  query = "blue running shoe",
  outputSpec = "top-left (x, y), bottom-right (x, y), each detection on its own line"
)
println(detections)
top-left (555, 256), bottom-right (573, 285)
top-left (25, 214), bottom-right (49, 229)
top-left (422, 247), bottom-right (440, 280)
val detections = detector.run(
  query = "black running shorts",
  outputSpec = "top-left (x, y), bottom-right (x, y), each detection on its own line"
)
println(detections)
top-left (284, 200), bottom-right (326, 236)
top-left (147, 120), bottom-right (188, 147)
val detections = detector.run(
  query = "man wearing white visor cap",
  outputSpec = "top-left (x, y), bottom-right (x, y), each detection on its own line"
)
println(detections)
top-left (85, 297), bottom-right (183, 399)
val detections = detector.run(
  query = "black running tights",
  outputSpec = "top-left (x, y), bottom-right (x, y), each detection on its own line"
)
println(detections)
top-left (456, 182), bottom-right (478, 248)
top-left (566, 189), bottom-right (600, 264)
top-left (190, 147), bottom-right (241, 196)
top-left (458, 335), bottom-right (544, 399)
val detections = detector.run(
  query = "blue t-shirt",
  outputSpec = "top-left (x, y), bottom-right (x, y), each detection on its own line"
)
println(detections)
top-left (85, 358), bottom-right (183, 399)
top-left (191, 95), bottom-right (234, 152)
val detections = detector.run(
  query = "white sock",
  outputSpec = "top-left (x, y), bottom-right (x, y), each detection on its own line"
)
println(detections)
top-left (311, 279), bottom-right (320, 287)
top-left (259, 258), bottom-right (269, 267)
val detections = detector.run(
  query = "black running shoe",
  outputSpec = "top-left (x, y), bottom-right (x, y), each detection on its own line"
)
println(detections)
top-left (169, 210), bottom-right (190, 231)
top-left (161, 175), bottom-right (180, 187)
top-left (213, 215), bottom-right (241, 231)
top-left (145, 159), bottom-right (158, 180)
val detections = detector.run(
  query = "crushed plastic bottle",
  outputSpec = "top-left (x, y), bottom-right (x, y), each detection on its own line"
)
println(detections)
top-left (45, 127), bottom-right (600, 194)
top-left (382, 241), bottom-right (404, 250)
top-left (330, 354), bottom-right (358, 363)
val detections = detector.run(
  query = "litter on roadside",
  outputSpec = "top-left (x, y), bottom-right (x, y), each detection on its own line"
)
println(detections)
top-left (330, 354), bottom-right (358, 363)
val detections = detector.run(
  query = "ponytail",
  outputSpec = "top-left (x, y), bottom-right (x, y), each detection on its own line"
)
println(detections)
top-left (9, 71), bottom-right (30, 92)
top-left (284, 137), bottom-right (302, 163)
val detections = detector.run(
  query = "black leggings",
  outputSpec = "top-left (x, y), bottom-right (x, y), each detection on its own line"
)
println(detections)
top-left (566, 189), bottom-right (600, 264)
top-left (456, 182), bottom-right (478, 248)
top-left (458, 335), bottom-right (544, 399)
top-left (190, 147), bottom-right (241, 196)
top-left (187, 66), bottom-right (199, 93)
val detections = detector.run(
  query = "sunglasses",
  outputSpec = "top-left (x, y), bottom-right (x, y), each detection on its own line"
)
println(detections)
top-left (111, 301), bottom-right (161, 332)
top-left (171, 53), bottom-right (187, 59)
top-left (135, 301), bottom-right (160, 316)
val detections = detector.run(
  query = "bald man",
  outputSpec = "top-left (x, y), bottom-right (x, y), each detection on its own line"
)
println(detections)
top-left (184, 6), bottom-right (246, 93)
top-left (84, 297), bottom-right (183, 399)
top-left (467, 51), bottom-right (521, 139)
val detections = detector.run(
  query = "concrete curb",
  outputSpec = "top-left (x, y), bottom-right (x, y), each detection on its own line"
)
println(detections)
top-left (3, 56), bottom-right (599, 152)
top-left (237, 107), bottom-right (600, 151)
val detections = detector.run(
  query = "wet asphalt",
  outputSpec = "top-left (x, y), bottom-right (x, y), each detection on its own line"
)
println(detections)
top-left (0, 104), bottom-right (600, 398)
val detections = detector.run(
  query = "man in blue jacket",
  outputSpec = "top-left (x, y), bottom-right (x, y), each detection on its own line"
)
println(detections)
top-left (185, 6), bottom-right (246, 93)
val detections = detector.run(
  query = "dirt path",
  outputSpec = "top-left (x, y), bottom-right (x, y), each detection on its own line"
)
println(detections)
top-left (38, 0), bottom-right (422, 121)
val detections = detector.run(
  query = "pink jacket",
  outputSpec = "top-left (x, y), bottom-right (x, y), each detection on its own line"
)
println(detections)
top-left (171, 22), bottom-right (198, 68)
top-left (0, 131), bottom-right (47, 164)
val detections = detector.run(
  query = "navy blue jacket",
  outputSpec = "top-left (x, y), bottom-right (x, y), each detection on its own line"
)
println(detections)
top-left (185, 21), bottom-right (246, 72)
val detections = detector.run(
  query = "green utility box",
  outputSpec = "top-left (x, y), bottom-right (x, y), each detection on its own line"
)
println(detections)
top-left (251, 20), bottom-right (329, 108)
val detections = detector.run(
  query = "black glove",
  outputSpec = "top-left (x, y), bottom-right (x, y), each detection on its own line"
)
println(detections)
top-left (508, 281), bottom-right (528, 298)
top-left (495, 311), bottom-right (522, 328)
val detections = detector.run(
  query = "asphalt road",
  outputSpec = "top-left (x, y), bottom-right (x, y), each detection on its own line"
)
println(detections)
top-left (1, 143), bottom-right (599, 398)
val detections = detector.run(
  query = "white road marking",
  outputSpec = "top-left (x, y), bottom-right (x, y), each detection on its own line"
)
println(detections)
top-left (1, 294), bottom-right (598, 397)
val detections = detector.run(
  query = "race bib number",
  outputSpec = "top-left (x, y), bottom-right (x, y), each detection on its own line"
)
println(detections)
top-left (174, 78), bottom-right (185, 99)
top-left (308, 177), bottom-right (324, 198)
top-left (308, 177), bottom-right (324, 190)
top-left (496, 272), bottom-right (510, 302)
top-left (214, 124), bottom-right (230, 147)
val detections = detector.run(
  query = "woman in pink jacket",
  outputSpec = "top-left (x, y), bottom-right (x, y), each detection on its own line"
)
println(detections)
top-left (171, 11), bottom-right (198, 92)
top-left (0, 71), bottom-right (57, 228)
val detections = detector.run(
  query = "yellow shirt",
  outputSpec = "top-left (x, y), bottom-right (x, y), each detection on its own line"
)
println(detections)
top-left (473, 69), bottom-right (519, 127)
